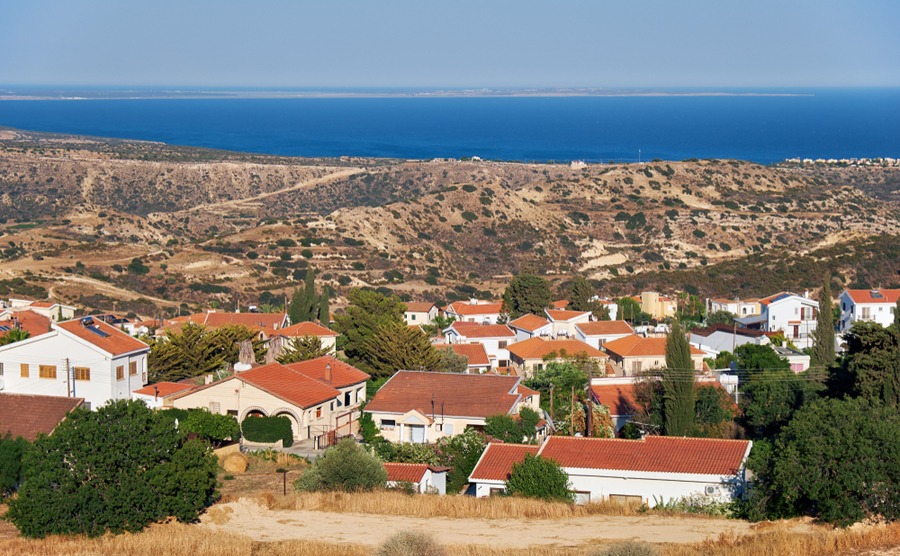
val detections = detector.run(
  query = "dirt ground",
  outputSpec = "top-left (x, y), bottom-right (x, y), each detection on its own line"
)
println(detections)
top-left (201, 498), bottom-right (753, 548)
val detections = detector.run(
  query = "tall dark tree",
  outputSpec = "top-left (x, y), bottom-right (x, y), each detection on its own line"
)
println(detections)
top-left (277, 335), bottom-right (332, 364)
top-left (502, 273), bottom-right (551, 319)
top-left (810, 274), bottom-right (835, 375)
top-left (566, 276), bottom-right (594, 312)
top-left (840, 320), bottom-right (900, 407)
top-left (662, 320), bottom-right (695, 436)
top-left (333, 289), bottom-right (406, 371)
top-left (361, 322), bottom-right (441, 378)
top-left (288, 268), bottom-right (319, 324)
top-left (318, 291), bottom-right (330, 324)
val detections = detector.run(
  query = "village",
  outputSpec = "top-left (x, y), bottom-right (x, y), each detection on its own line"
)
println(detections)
top-left (1, 278), bottom-right (896, 513)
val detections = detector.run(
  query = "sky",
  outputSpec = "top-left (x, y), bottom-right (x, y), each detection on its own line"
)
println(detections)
top-left (1, 0), bottom-right (898, 89)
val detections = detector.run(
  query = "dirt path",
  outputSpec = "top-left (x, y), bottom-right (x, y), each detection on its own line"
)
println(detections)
top-left (201, 499), bottom-right (753, 549)
top-left (52, 275), bottom-right (179, 308)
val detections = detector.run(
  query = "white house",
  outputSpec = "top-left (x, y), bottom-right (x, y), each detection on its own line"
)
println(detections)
top-left (508, 314), bottom-right (552, 342)
top-left (469, 436), bottom-right (753, 506)
top-left (0, 316), bottom-right (150, 411)
top-left (574, 320), bottom-right (635, 350)
top-left (443, 322), bottom-right (515, 368)
top-left (384, 462), bottom-right (448, 495)
top-left (132, 381), bottom-right (197, 409)
top-left (706, 298), bottom-right (761, 318)
top-left (544, 309), bottom-right (592, 338)
top-left (2, 298), bottom-right (76, 322)
top-left (689, 324), bottom-right (770, 356)
top-left (838, 289), bottom-right (899, 333)
top-left (443, 300), bottom-right (504, 324)
top-left (736, 292), bottom-right (819, 350)
top-left (273, 321), bottom-right (338, 354)
top-left (404, 302), bottom-right (439, 326)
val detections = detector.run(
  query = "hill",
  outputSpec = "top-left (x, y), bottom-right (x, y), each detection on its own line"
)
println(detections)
top-left (1, 128), bottom-right (897, 315)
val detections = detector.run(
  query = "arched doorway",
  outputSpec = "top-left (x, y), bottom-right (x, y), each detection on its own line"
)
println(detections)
top-left (272, 409), bottom-right (301, 441)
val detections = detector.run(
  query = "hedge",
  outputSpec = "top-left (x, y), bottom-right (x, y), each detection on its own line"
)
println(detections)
top-left (241, 416), bottom-right (293, 447)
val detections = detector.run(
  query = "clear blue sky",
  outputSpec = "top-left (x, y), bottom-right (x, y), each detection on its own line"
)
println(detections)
top-left (1, 0), bottom-right (898, 88)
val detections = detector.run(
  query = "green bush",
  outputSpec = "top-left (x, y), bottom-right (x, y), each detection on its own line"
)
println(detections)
top-left (505, 454), bottom-right (573, 503)
top-left (295, 438), bottom-right (387, 492)
top-left (376, 530), bottom-right (446, 556)
top-left (241, 416), bottom-right (294, 447)
top-left (181, 410), bottom-right (240, 448)
top-left (6, 400), bottom-right (218, 538)
top-left (0, 434), bottom-right (28, 497)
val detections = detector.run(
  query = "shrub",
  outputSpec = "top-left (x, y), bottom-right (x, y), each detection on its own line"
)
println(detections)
top-left (461, 211), bottom-right (478, 222)
top-left (300, 249), bottom-right (314, 259)
top-left (0, 434), bottom-right (28, 496)
top-left (295, 438), bottom-right (387, 492)
top-left (589, 540), bottom-right (659, 556)
top-left (180, 410), bottom-right (240, 448)
top-left (376, 530), bottom-right (446, 556)
top-left (241, 416), bottom-right (294, 447)
top-left (506, 454), bottom-right (573, 503)
top-left (6, 400), bottom-right (218, 537)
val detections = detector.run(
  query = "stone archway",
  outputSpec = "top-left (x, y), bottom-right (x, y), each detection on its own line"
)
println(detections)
top-left (240, 406), bottom-right (268, 421)
top-left (271, 408), bottom-right (302, 440)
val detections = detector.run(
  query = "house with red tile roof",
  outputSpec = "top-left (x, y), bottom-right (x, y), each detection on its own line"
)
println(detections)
top-left (283, 355), bottom-right (369, 412)
top-left (0, 316), bottom-right (149, 411)
top-left (443, 322), bottom-right (516, 368)
top-left (2, 298), bottom-right (76, 322)
top-left (0, 392), bottom-right (84, 441)
top-left (157, 311), bottom-right (289, 339)
top-left (404, 302), bottom-right (439, 326)
top-left (273, 321), bottom-right (338, 354)
top-left (602, 335), bottom-right (705, 376)
top-left (434, 343), bottom-right (491, 373)
top-left (365, 371), bottom-right (540, 444)
top-left (508, 314), bottom-right (552, 342)
top-left (443, 300), bottom-right (504, 324)
top-left (838, 288), bottom-right (900, 334)
top-left (132, 381), bottom-right (198, 408)
top-left (589, 383), bottom-right (639, 432)
top-left (544, 309), bottom-right (592, 337)
top-left (0, 310), bottom-right (51, 340)
top-left (170, 360), bottom-right (363, 447)
top-left (506, 338), bottom-right (606, 378)
top-left (574, 320), bottom-right (635, 350)
top-left (384, 462), bottom-right (449, 494)
top-left (469, 435), bottom-right (752, 505)
top-left (736, 292), bottom-right (819, 350)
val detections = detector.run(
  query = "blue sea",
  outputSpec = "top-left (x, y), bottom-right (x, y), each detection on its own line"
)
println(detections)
top-left (0, 89), bottom-right (898, 164)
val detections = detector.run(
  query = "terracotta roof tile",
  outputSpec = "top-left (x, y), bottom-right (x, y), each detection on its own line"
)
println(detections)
top-left (509, 314), bottom-right (550, 332)
top-left (590, 384), bottom-right (638, 416)
top-left (448, 322), bottom-right (515, 339)
top-left (845, 289), bottom-right (900, 304)
top-left (405, 302), bottom-right (437, 313)
top-left (283, 356), bottom-right (369, 388)
top-left (384, 462), bottom-right (429, 483)
top-left (445, 301), bottom-right (503, 316)
top-left (237, 362), bottom-right (341, 409)
top-left (434, 343), bottom-right (490, 366)
top-left (56, 317), bottom-right (149, 356)
top-left (162, 312), bottom-right (287, 334)
top-left (277, 321), bottom-right (337, 337)
top-left (133, 381), bottom-right (196, 397)
top-left (0, 393), bottom-right (83, 441)
top-left (469, 443), bottom-right (539, 481)
top-left (0, 310), bottom-right (51, 338)
top-left (538, 436), bottom-right (751, 476)
top-left (545, 309), bottom-right (591, 322)
top-left (602, 335), bottom-right (704, 358)
top-left (550, 300), bottom-right (569, 309)
top-left (366, 371), bottom-right (521, 418)
top-left (575, 320), bottom-right (634, 336)
top-left (517, 384), bottom-right (539, 397)
top-left (506, 338), bottom-right (605, 360)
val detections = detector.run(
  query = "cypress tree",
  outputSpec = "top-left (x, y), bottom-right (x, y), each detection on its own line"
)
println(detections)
top-left (318, 292), bottom-right (330, 325)
top-left (662, 320), bottom-right (695, 436)
top-left (811, 274), bottom-right (836, 375)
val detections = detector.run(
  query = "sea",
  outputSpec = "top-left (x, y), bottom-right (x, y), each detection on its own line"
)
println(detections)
top-left (0, 88), bottom-right (898, 164)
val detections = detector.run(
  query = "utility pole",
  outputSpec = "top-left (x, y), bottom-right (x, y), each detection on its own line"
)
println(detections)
top-left (569, 384), bottom-right (575, 436)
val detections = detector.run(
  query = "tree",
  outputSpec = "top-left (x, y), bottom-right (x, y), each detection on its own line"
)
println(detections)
top-left (761, 398), bottom-right (900, 525)
top-left (691, 385), bottom-right (737, 438)
top-left (318, 290), bottom-right (330, 324)
top-left (438, 346), bottom-right (469, 373)
top-left (617, 296), bottom-right (651, 324)
top-left (810, 275), bottom-right (835, 375)
top-left (839, 320), bottom-right (900, 407)
top-left (295, 438), bottom-right (387, 492)
top-left (7, 400), bottom-right (218, 537)
top-left (0, 434), bottom-right (27, 497)
top-left (505, 454), bottom-right (573, 503)
top-left (567, 276), bottom-right (594, 312)
top-left (178, 409), bottom-right (240, 448)
top-left (0, 328), bottom-right (29, 346)
top-left (361, 322), bottom-right (441, 378)
top-left (524, 362), bottom-right (589, 425)
top-left (277, 335), bottom-right (332, 364)
top-left (434, 429), bottom-right (487, 493)
top-left (485, 415), bottom-right (523, 443)
top-left (734, 344), bottom-right (789, 374)
top-left (148, 323), bottom-right (264, 382)
top-left (741, 369), bottom-right (820, 439)
top-left (333, 289), bottom-right (405, 369)
top-left (502, 273), bottom-right (551, 319)
top-left (706, 310), bottom-right (737, 327)
top-left (661, 320), bottom-right (694, 436)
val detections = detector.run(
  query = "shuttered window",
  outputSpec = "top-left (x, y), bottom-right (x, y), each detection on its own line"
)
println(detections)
top-left (20, 363), bottom-right (29, 377)
top-left (39, 365), bottom-right (57, 379)
top-left (129, 361), bottom-right (137, 376)
top-left (74, 367), bottom-right (91, 381)
top-left (116, 366), bottom-right (124, 380)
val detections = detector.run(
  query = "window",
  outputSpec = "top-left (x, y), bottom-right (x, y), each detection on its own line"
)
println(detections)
top-left (39, 365), bottom-right (57, 379)
top-left (410, 314), bottom-right (416, 321)
top-left (116, 365), bottom-right (124, 380)
top-left (20, 363), bottom-right (29, 378)
top-left (209, 401), bottom-right (221, 413)
top-left (83, 402), bottom-right (91, 411)
top-left (73, 367), bottom-right (91, 381)
top-left (227, 410), bottom-right (238, 417)
top-left (443, 423), bottom-right (455, 435)
top-left (315, 407), bottom-right (322, 419)
top-left (129, 361), bottom-right (137, 376)
top-left (381, 419), bottom-right (396, 431)
top-left (498, 341), bottom-right (508, 349)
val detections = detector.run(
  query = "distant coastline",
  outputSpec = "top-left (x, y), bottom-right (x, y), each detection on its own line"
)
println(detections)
top-left (0, 86), bottom-right (815, 101)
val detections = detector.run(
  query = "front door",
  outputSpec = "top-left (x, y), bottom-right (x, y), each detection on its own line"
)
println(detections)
top-left (409, 425), bottom-right (426, 443)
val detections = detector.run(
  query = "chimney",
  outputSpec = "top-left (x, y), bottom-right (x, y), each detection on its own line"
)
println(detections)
top-left (205, 374), bottom-right (214, 384)
top-left (325, 363), bottom-right (332, 383)
top-left (804, 289), bottom-right (810, 299)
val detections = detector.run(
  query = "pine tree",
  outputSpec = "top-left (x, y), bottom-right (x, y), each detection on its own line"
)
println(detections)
top-left (502, 273), bottom-right (551, 319)
top-left (811, 274), bottom-right (836, 375)
top-left (567, 276), bottom-right (594, 312)
top-left (361, 322), bottom-right (441, 378)
top-left (662, 320), bottom-right (695, 436)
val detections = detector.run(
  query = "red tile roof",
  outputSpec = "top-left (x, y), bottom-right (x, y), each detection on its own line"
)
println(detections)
top-left (575, 320), bottom-right (635, 336)
top-left (284, 356), bottom-right (369, 388)
top-left (603, 335), bottom-right (704, 358)
top-left (845, 289), bottom-right (900, 304)
top-left (162, 312), bottom-right (288, 334)
top-left (56, 317), bottom-right (149, 356)
top-left (539, 436), bottom-right (751, 476)
top-left (545, 309), bottom-right (590, 322)
top-left (237, 363), bottom-right (341, 409)
top-left (0, 310), bottom-right (51, 338)
top-left (448, 322), bottom-right (515, 339)
top-left (133, 381), bottom-right (196, 398)
top-left (509, 314), bottom-right (550, 332)
top-left (384, 462), bottom-right (429, 483)
top-left (0, 393), bottom-right (83, 441)
top-left (434, 343), bottom-right (491, 366)
top-left (405, 302), bottom-right (437, 313)
top-left (506, 338), bottom-right (605, 360)
top-left (277, 321), bottom-right (337, 337)
top-left (517, 384), bottom-right (540, 397)
top-left (365, 371), bottom-right (522, 418)
top-left (445, 301), bottom-right (503, 316)
top-left (550, 300), bottom-right (569, 309)
top-left (29, 301), bottom-right (55, 309)
top-left (590, 383), bottom-right (638, 416)
top-left (469, 443), bottom-right (539, 481)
